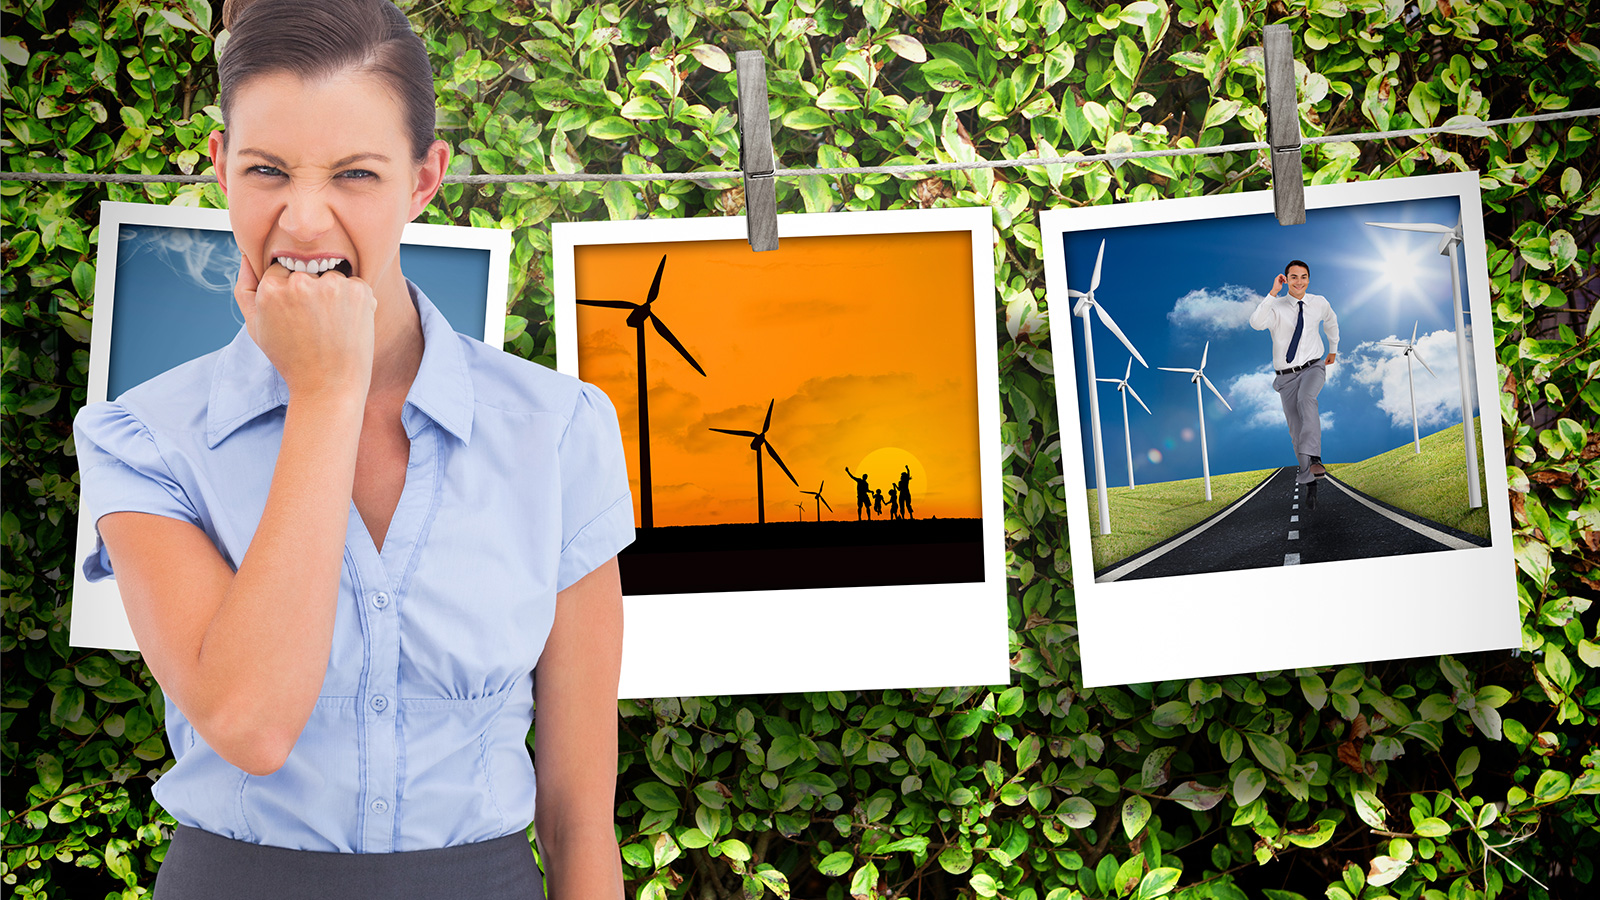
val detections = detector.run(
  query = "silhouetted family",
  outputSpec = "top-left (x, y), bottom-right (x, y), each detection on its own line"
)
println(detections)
top-left (844, 465), bottom-right (915, 521)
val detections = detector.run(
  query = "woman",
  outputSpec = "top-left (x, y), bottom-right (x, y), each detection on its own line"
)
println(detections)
top-left (72, 1), bottom-right (630, 896)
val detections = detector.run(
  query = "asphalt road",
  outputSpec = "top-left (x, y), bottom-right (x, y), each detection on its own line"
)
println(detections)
top-left (1103, 467), bottom-right (1486, 581)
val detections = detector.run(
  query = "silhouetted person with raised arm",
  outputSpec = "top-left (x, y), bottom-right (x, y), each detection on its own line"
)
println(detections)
top-left (845, 467), bottom-right (871, 521)
top-left (898, 466), bottom-right (915, 520)
top-left (887, 485), bottom-right (900, 520)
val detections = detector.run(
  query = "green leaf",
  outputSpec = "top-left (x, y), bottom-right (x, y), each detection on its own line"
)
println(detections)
top-left (1353, 789), bottom-right (1387, 829)
top-left (635, 782), bottom-right (681, 812)
top-left (1215, 0), bottom-right (1245, 52)
top-left (1414, 817), bottom-right (1451, 837)
top-left (1233, 767), bottom-right (1267, 806)
top-left (1167, 781), bottom-right (1226, 811)
top-left (1059, 796), bottom-right (1096, 828)
top-left (1122, 794), bottom-right (1152, 839)
top-left (1246, 732), bottom-right (1292, 774)
top-left (1151, 700), bottom-right (1193, 727)
top-left (886, 34), bottom-right (928, 63)
top-left (621, 97), bottom-right (666, 120)
top-left (586, 116), bottom-right (638, 140)
top-left (1534, 770), bottom-right (1571, 803)
top-left (1134, 867), bottom-right (1182, 900)
top-left (1285, 819), bottom-right (1337, 848)
top-left (782, 106), bottom-right (833, 131)
top-left (34, 752), bottom-right (63, 795)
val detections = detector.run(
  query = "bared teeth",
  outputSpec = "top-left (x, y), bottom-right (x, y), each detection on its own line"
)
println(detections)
top-left (276, 256), bottom-right (348, 275)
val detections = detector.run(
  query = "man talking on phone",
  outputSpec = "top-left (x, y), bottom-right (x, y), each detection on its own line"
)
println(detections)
top-left (1250, 259), bottom-right (1339, 509)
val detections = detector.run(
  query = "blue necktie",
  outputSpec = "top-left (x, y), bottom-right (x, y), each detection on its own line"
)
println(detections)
top-left (1285, 300), bottom-right (1304, 364)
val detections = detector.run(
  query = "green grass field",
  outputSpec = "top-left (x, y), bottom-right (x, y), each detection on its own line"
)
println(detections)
top-left (1324, 417), bottom-right (1490, 540)
top-left (1084, 467), bottom-right (1278, 572)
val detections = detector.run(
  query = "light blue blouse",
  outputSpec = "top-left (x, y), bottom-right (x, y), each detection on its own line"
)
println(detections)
top-left (74, 281), bottom-right (634, 853)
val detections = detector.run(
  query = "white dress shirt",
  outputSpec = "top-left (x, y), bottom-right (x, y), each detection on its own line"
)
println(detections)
top-left (1249, 290), bottom-right (1339, 370)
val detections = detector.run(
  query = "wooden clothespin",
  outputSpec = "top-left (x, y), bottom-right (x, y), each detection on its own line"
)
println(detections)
top-left (735, 51), bottom-right (779, 252)
top-left (1263, 24), bottom-right (1305, 226)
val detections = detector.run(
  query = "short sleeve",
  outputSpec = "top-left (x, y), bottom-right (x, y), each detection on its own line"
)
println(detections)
top-left (74, 401), bottom-right (202, 582)
top-left (555, 383), bottom-right (636, 592)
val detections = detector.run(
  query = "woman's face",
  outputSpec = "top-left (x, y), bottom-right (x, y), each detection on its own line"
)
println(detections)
top-left (208, 70), bottom-right (446, 292)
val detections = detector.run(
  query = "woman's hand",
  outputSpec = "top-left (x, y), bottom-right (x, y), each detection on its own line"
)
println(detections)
top-left (234, 252), bottom-right (377, 403)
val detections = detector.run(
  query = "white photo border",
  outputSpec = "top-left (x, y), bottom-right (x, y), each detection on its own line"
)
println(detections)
top-left (69, 201), bottom-right (512, 651)
top-left (1040, 173), bottom-right (1519, 688)
top-left (553, 207), bottom-right (1010, 699)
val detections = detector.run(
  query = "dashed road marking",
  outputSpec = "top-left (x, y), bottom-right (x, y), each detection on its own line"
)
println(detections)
top-left (1288, 530), bottom-right (1300, 540)
top-left (1284, 553), bottom-right (1301, 565)
top-left (1290, 515), bottom-right (1299, 522)
top-left (1292, 503), bottom-right (1299, 509)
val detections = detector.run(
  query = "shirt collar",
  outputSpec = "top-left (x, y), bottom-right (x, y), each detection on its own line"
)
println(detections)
top-left (206, 280), bottom-right (475, 447)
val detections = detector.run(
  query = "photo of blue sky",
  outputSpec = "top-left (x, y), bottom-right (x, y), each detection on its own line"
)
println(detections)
top-left (107, 225), bottom-right (495, 399)
top-left (1060, 195), bottom-right (1478, 488)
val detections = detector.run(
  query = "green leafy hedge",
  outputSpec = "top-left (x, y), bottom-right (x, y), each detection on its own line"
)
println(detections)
top-left (4, 1), bottom-right (1597, 898)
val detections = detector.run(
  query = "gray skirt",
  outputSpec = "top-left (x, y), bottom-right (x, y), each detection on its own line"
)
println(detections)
top-left (153, 825), bottom-right (545, 900)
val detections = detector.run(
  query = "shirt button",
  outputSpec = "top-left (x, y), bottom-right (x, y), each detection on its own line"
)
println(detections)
top-left (371, 798), bottom-right (390, 814)
top-left (371, 695), bottom-right (388, 712)
top-left (372, 592), bottom-right (389, 609)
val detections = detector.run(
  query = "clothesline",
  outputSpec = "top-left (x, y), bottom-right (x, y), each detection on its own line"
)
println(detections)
top-left (1, 108), bottom-right (1592, 185)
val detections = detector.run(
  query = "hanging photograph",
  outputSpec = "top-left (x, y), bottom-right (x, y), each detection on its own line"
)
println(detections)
top-left (69, 201), bottom-right (512, 651)
top-left (553, 206), bottom-right (1008, 697)
top-left (1041, 172), bottom-right (1518, 688)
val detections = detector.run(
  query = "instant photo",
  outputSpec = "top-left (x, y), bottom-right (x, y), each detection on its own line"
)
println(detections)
top-left (554, 207), bottom-right (1008, 697)
top-left (1042, 173), bottom-right (1519, 687)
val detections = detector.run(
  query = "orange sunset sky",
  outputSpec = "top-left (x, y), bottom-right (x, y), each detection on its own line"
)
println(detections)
top-left (574, 230), bottom-right (983, 528)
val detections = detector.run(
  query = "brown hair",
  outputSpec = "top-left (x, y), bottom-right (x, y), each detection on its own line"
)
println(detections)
top-left (218, 0), bottom-right (436, 161)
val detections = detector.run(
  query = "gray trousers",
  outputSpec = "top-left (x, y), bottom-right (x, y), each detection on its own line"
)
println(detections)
top-left (153, 825), bottom-right (545, 899)
top-left (1273, 360), bottom-right (1326, 484)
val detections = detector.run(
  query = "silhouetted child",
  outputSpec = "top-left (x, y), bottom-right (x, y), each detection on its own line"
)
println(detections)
top-left (887, 485), bottom-right (900, 520)
top-left (873, 489), bottom-right (885, 517)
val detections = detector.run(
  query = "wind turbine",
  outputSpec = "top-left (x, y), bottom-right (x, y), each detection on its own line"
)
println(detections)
top-left (1069, 239), bottom-right (1149, 534)
top-left (1364, 217), bottom-right (1481, 508)
top-left (1159, 341), bottom-right (1233, 501)
top-left (795, 504), bottom-right (805, 521)
top-left (1377, 321), bottom-right (1437, 454)
top-left (710, 399), bottom-right (798, 524)
top-left (577, 255), bottom-right (706, 528)
top-left (801, 480), bottom-right (833, 521)
top-left (1095, 357), bottom-right (1152, 489)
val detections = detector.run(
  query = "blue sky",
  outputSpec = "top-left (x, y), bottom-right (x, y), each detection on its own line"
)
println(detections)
top-left (1060, 195), bottom-right (1482, 488)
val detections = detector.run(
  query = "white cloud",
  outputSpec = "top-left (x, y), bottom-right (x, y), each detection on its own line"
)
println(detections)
top-left (1166, 284), bottom-right (1262, 335)
top-left (1226, 366), bottom-right (1336, 432)
top-left (1347, 329), bottom-right (1464, 429)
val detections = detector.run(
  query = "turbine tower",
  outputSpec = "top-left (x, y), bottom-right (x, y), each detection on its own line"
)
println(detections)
top-left (1159, 341), bottom-right (1232, 501)
top-left (710, 399), bottom-right (799, 524)
top-left (1377, 321), bottom-right (1437, 454)
top-left (1095, 357), bottom-right (1152, 489)
top-left (1364, 217), bottom-right (1481, 508)
top-left (801, 480), bottom-right (832, 521)
top-left (1069, 239), bottom-right (1149, 534)
top-left (576, 255), bottom-right (706, 528)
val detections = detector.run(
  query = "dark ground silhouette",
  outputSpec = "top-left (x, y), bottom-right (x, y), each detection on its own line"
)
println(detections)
top-left (620, 518), bottom-right (984, 594)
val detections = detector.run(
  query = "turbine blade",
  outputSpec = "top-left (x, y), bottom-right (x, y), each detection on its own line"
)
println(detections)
top-left (1364, 221), bottom-right (1453, 234)
top-left (1067, 289), bottom-right (1087, 298)
top-left (820, 496), bottom-right (833, 512)
top-left (1124, 357), bottom-right (1133, 380)
top-left (710, 428), bottom-right (759, 437)
top-left (650, 315), bottom-right (707, 376)
top-left (1090, 239), bottom-right (1105, 292)
top-left (1158, 366), bottom-right (1198, 374)
top-left (765, 442), bottom-right (798, 484)
top-left (1376, 341), bottom-right (1408, 348)
top-left (1414, 352), bottom-right (1437, 377)
top-left (1200, 340), bottom-right (1209, 370)
top-left (1127, 384), bottom-right (1152, 415)
top-left (1095, 378), bottom-right (1120, 384)
top-left (575, 298), bottom-right (638, 309)
top-left (1202, 375), bottom-right (1232, 411)
top-left (645, 255), bottom-right (667, 303)
top-left (1093, 304), bottom-right (1148, 367)
top-left (762, 399), bottom-right (774, 433)
top-left (1411, 320), bottom-right (1419, 343)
